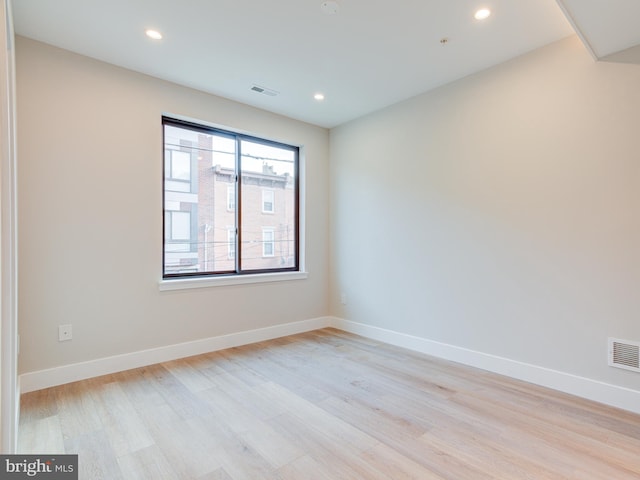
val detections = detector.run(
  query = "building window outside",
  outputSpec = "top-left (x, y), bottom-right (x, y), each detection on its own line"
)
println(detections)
top-left (262, 189), bottom-right (274, 213)
top-left (227, 185), bottom-right (235, 211)
top-left (169, 211), bottom-right (191, 240)
top-left (164, 149), bottom-right (192, 193)
top-left (163, 116), bottom-right (299, 277)
top-left (227, 227), bottom-right (236, 259)
top-left (164, 210), bottom-right (192, 253)
top-left (262, 228), bottom-right (275, 257)
top-left (165, 149), bottom-right (191, 180)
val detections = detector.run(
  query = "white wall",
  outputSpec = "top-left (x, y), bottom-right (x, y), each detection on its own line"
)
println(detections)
top-left (330, 36), bottom-right (640, 391)
top-left (16, 37), bottom-right (329, 375)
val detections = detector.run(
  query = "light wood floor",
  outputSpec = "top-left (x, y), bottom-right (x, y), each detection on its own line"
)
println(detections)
top-left (19, 328), bottom-right (640, 479)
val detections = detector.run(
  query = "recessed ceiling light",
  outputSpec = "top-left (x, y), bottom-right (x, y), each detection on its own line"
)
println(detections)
top-left (314, 93), bottom-right (325, 101)
top-left (474, 8), bottom-right (491, 20)
top-left (145, 29), bottom-right (163, 40)
top-left (321, 1), bottom-right (340, 15)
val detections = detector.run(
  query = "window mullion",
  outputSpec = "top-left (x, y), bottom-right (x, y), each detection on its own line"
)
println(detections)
top-left (235, 137), bottom-right (241, 273)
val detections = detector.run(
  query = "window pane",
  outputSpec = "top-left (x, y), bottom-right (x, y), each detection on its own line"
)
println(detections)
top-left (240, 139), bottom-right (296, 271)
top-left (164, 122), bottom-right (237, 275)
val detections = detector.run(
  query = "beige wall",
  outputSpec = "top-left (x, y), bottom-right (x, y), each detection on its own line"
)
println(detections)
top-left (330, 36), bottom-right (640, 390)
top-left (16, 32), bottom-right (640, 395)
top-left (16, 37), bottom-right (330, 374)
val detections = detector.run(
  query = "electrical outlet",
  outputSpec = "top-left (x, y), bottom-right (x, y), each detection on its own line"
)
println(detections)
top-left (340, 292), bottom-right (347, 305)
top-left (58, 324), bottom-right (72, 342)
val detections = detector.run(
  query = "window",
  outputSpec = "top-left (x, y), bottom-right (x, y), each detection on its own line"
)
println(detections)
top-left (169, 211), bottom-right (191, 240)
top-left (227, 227), bottom-right (236, 259)
top-left (227, 185), bottom-right (236, 211)
top-left (262, 189), bottom-right (274, 213)
top-left (166, 150), bottom-right (191, 181)
top-left (164, 149), bottom-right (193, 193)
top-left (163, 116), bottom-right (299, 277)
top-left (165, 210), bottom-right (193, 253)
top-left (262, 228), bottom-right (275, 257)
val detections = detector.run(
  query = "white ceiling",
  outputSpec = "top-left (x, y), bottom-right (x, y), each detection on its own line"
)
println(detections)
top-left (11, 1), bottom-right (639, 128)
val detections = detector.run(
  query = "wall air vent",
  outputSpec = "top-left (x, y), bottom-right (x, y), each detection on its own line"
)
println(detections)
top-left (250, 85), bottom-right (278, 97)
top-left (608, 338), bottom-right (640, 372)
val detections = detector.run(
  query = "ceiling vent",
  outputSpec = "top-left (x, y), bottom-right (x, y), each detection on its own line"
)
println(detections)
top-left (250, 85), bottom-right (278, 97)
top-left (608, 338), bottom-right (640, 373)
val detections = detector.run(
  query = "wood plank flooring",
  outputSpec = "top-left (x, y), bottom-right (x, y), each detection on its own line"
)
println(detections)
top-left (18, 328), bottom-right (640, 479)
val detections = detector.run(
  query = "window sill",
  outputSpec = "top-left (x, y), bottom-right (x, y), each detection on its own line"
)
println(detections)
top-left (159, 271), bottom-right (308, 291)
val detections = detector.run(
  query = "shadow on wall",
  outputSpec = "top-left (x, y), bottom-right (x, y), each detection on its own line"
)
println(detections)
top-left (602, 43), bottom-right (640, 64)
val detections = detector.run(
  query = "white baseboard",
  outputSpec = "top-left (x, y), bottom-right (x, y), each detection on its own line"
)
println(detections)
top-left (20, 315), bottom-right (640, 416)
top-left (330, 317), bottom-right (640, 415)
top-left (19, 316), bottom-right (333, 393)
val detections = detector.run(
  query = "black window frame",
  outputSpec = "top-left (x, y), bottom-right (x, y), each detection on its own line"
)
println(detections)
top-left (162, 116), bottom-right (300, 279)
